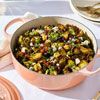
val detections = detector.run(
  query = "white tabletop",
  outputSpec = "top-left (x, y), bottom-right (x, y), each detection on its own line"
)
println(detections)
top-left (0, 1), bottom-right (100, 100)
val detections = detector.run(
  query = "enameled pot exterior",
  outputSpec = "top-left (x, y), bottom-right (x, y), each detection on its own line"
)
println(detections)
top-left (12, 52), bottom-right (94, 90)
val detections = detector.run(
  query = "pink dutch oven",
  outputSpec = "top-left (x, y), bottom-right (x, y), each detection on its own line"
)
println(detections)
top-left (1, 12), bottom-right (100, 90)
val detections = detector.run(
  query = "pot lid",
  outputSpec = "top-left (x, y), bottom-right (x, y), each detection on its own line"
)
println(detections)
top-left (0, 76), bottom-right (21, 100)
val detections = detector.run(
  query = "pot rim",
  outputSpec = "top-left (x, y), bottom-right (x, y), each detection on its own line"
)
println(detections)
top-left (10, 16), bottom-right (98, 77)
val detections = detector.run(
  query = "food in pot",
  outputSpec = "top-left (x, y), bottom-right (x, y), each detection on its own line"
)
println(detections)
top-left (14, 24), bottom-right (95, 75)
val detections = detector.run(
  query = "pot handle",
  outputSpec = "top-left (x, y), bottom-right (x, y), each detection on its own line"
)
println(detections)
top-left (4, 12), bottom-right (39, 41)
top-left (80, 49), bottom-right (100, 76)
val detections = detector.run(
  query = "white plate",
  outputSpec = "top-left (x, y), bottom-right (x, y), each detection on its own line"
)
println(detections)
top-left (85, 18), bottom-right (100, 25)
top-left (70, 0), bottom-right (100, 22)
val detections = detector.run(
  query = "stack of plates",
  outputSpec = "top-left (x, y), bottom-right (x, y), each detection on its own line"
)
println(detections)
top-left (0, 76), bottom-right (20, 100)
top-left (70, 0), bottom-right (100, 25)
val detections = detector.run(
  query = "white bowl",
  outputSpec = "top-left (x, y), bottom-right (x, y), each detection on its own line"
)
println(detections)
top-left (70, 0), bottom-right (100, 23)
